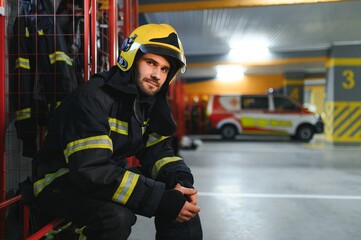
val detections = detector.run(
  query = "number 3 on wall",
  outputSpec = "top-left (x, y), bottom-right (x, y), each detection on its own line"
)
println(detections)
top-left (342, 69), bottom-right (355, 89)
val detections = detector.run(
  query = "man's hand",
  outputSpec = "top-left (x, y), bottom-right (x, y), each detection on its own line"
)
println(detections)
top-left (174, 183), bottom-right (200, 222)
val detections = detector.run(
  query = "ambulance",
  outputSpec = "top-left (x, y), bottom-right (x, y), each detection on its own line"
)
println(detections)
top-left (206, 94), bottom-right (324, 141)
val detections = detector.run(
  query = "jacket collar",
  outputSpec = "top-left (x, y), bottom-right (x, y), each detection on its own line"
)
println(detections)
top-left (104, 66), bottom-right (156, 107)
top-left (100, 65), bottom-right (176, 135)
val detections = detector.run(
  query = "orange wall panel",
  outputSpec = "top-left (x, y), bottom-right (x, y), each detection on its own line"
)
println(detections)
top-left (185, 74), bottom-right (284, 95)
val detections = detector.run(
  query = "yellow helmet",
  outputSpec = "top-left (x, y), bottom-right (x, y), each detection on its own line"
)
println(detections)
top-left (117, 23), bottom-right (186, 82)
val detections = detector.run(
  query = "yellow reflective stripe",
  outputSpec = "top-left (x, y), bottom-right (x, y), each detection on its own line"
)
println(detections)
top-left (49, 51), bottom-right (73, 66)
top-left (64, 135), bottom-right (113, 163)
top-left (142, 119), bottom-right (150, 135)
top-left (112, 171), bottom-right (140, 205)
top-left (47, 101), bottom-right (62, 111)
top-left (38, 29), bottom-right (44, 35)
top-left (55, 101), bottom-right (62, 108)
top-left (25, 27), bottom-right (29, 37)
top-left (75, 226), bottom-right (87, 240)
top-left (15, 108), bottom-right (31, 121)
top-left (109, 117), bottom-right (128, 135)
top-left (15, 57), bottom-right (30, 70)
top-left (146, 133), bottom-right (170, 148)
top-left (151, 156), bottom-right (182, 179)
top-left (142, 126), bottom-right (146, 135)
top-left (33, 168), bottom-right (69, 196)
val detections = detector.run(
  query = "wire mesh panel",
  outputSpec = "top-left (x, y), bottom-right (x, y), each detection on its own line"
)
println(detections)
top-left (4, 0), bottom-right (86, 238)
top-left (1, 0), bottom-right (129, 238)
top-left (3, 1), bottom-right (34, 238)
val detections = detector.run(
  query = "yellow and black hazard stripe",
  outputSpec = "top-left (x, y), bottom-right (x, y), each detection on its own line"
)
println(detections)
top-left (325, 101), bottom-right (361, 143)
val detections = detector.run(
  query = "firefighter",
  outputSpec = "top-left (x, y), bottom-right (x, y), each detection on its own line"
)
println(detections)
top-left (32, 24), bottom-right (202, 239)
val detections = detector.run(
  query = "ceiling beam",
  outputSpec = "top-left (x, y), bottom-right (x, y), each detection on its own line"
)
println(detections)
top-left (139, 0), bottom-right (347, 13)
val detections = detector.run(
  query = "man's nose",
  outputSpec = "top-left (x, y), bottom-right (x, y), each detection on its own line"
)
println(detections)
top-left (151, 68), bottom-right (161, 80)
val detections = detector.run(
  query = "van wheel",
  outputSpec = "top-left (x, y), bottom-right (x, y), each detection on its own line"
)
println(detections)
top-left (220, 125), bottom-right (237, 139)
top-left (295, 125), bottom-right (314, 142)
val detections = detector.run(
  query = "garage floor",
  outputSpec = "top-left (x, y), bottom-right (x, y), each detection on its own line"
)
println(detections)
top-left (129, 135), bottom-right (361, 240)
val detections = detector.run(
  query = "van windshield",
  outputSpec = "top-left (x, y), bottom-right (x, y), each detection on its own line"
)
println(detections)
top-left (274, 97), bottom-right (300, 110)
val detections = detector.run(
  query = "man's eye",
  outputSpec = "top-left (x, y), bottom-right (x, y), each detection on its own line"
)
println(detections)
top-left (147, 60), bottom-right (154, 66)
top-left (161, 68), bottom-right (169, 73)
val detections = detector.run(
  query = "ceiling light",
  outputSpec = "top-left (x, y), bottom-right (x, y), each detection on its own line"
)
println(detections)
top-left (216, 65), bottom-right (244, 82)
top-left (229, 39), bottom-right (270, 61)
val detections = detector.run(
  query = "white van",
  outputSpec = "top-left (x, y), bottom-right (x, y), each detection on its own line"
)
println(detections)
top-left (206, 94), bottom-right (324, 141)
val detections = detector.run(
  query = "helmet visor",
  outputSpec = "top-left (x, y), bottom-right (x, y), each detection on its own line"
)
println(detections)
top-left (140, 44), bottom-right (186, 73)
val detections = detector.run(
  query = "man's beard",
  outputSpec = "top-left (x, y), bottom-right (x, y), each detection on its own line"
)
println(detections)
top-left (136, 75), bottom-right (161, 96)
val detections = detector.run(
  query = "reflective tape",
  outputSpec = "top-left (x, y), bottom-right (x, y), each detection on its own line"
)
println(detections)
top-left (112, 171), bottom-right (140, 205)
top-left (142, 119), bottom-right (150, 135)
top-left (47, 101), bottom-right (62, 111)
top-left (142, 126), bottom-right (146, 135)
top-left (64, 135), bottom-right (113, 163)
top-left (33, 168), bottom-right (69, 196)
top-left (15, 57), bottom-right (30, 70)
top-left (49, 51), bottom-right (73, 66)
top-left (151, 156), bottom-right (182, 179)
top-left (146, 132), bottom-right (170, 148)
top-left (15, 108), bottom-right (31, 121)
top-left (109, 117), bottom-right (128, 135)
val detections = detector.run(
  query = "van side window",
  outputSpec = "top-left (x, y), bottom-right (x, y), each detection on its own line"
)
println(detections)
top-left (242, 96), bottom-right (268, 110)
top-left (274, 97), bottom-right (300, 110)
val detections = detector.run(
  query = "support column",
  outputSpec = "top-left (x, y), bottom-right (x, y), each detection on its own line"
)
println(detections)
top-left (0, 1), bottom-right (5, 238)
top-left (283, 72), bottom-right (305, 104)
top-left (325, 44), bottom-right (361, 146)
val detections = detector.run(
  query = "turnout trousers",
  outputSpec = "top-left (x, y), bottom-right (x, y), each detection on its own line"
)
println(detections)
top-left (36, 180), bottom-right (203, 240)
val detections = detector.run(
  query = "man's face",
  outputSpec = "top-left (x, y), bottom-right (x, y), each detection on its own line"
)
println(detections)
top-left (135, 53), bottom-right (170, 96)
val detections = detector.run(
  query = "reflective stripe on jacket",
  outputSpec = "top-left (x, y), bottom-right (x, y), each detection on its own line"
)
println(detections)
top-left (33, 66), bottom-right (192, 217)
top-left (10, 0), bottom-right (77, 156)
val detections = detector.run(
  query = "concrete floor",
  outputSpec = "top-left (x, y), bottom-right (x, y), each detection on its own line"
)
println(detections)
top-left (129, 136), bottom-right (361, 240)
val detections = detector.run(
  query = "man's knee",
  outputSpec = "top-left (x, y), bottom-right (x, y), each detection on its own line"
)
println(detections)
top-left (112, 206), bottom-right (137, 232)
top-left (84, 204), bottom-right (137, 240)
top-left (155, 214), bottom-right (203, 240)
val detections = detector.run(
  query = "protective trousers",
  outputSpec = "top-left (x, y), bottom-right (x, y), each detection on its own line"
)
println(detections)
top-left (36, 180), bottom-right (203, 239)
top-left (36, 180), bottom-right (136, 240)
top-left (155, 214), bottom-right (203, 240)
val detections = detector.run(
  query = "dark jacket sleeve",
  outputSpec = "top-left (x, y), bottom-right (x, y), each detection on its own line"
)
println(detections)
top-left (60, 91), bottom-right (164, 217)
top-left (10, 15), bottom-right (38, 158)
top-left (137, 132), bottom-right (194, 189)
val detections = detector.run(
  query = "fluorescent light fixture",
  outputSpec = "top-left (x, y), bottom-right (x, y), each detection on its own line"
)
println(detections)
top-left (216, 65), bottom-right (244, 82)
top-left (229, 39), bottom-right (270, 61)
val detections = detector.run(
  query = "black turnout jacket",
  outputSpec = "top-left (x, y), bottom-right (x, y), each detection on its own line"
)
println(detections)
top-left (33, 66), bottom-right (193, 217)
top-left (10, 0), bottom-right (77, 157)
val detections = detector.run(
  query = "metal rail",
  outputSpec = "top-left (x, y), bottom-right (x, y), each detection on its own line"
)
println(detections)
top-left (0, 0), bottom-right (6, 237)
